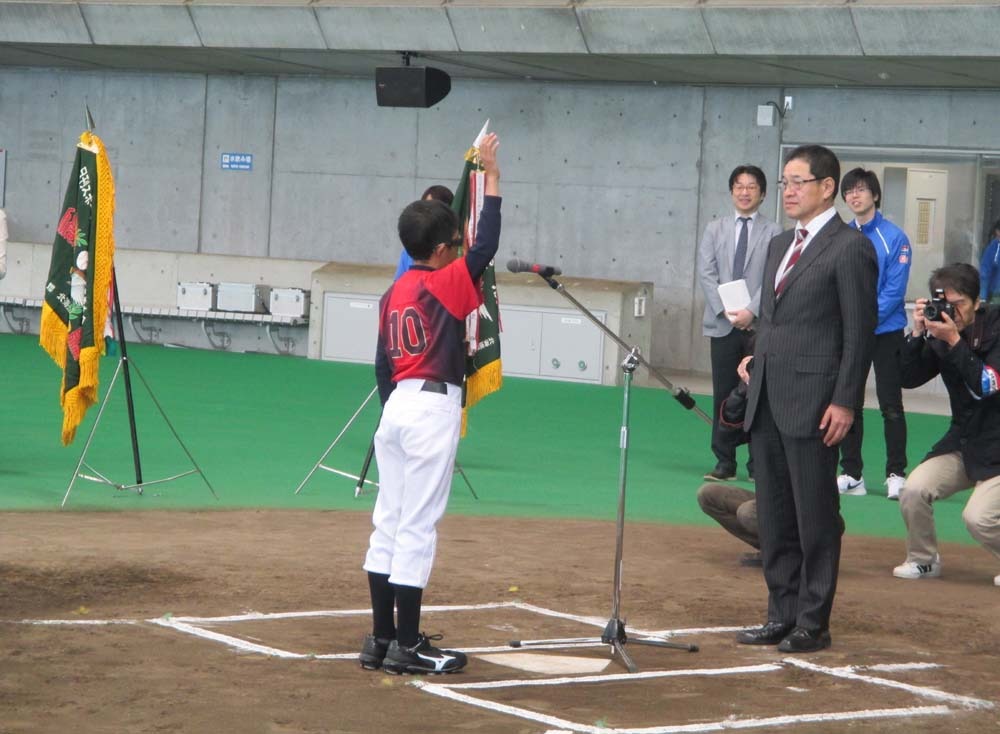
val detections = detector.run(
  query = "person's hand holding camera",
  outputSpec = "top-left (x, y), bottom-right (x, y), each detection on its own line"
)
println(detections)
top-left (924, 309), bottom-right (962, 347)
top-left (916, 290), bottom-right (962, 347)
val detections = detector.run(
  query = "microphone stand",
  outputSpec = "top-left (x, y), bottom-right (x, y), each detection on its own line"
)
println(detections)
top-left (509, 273), bottom-right (699, 672)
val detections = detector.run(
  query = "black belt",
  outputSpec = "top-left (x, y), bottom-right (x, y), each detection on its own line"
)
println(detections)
top-left (420, 381), bottom-right (448, 395)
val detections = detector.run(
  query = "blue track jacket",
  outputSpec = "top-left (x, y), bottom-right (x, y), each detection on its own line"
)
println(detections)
top-left (980, 238), bottom-right (1000, 302)
top-left (851, 210), bottom-right (911, 334)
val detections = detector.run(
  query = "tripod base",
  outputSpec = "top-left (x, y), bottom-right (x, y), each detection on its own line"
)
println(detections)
top-left (509, 617), bottom-right (697, 674)
top-left (601, 617), bottom-right (698, 672)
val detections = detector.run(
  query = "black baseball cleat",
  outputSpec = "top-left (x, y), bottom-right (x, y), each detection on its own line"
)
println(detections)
top-left (358, 634), bottom-right (393, 670)
top-left (382, 633), bottom-right (468, 675)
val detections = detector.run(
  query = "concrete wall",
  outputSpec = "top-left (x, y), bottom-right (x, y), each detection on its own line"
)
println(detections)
top-left (4, 68), bottom-right (1000, 373)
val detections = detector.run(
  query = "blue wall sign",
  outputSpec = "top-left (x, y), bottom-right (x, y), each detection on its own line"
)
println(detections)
top-left (221, 153), bottom-right (253, 171)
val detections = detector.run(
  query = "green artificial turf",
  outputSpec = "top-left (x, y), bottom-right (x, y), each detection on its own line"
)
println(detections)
top-left (0, 332), bottom-right (976, 546)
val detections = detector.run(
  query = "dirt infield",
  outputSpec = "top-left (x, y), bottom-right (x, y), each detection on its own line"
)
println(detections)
top-left (2, 510), bottom-right (998, 733)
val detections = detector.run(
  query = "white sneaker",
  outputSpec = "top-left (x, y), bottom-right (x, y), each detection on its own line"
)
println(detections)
top-left (893, 555), bottom-right (941, 580)
top-left (994, 573), bottom-right (999, 587)
top-left (885, 474), bottom-right (905, 501)
top-left (837, 474), bottom-right (867, 496)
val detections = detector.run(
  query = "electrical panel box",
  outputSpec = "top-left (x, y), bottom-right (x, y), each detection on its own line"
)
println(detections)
top-left (269, 287), bottom-right (310, 318)
top-left (177, 282), bottom-right (215, 311)
top-left (217, 282), bottom-right (270, 313)
top-left (321, 292), bottom-right (379, 363)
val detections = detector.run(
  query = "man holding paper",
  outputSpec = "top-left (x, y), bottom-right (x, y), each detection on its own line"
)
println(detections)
top-left (697, 165), bottom-right (782, 482)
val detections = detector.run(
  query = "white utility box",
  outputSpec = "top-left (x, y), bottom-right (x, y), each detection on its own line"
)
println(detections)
top-left (217, 282), bottom-right (270, 313)
top-left (177, 282), bottom-right (215, 310)
top-left (269, 287), bottom-right (310, 318)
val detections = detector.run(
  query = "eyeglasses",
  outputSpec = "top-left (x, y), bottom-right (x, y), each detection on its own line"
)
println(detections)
top-left (778, 177), bottom-right (820, 191)
top-left (843, 186), bottom-right (871, 196)
top-left (732, 184), bottom-right (760, 193)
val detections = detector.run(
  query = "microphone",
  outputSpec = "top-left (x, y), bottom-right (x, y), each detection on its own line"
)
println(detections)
top-left (506, 258), bottom-right (562, 278)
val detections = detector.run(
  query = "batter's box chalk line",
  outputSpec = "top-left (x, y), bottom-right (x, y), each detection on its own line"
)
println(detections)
top-left (18, 601), bottom-right (995, 731)
top-left (416, 655), bottom-right (992, 734)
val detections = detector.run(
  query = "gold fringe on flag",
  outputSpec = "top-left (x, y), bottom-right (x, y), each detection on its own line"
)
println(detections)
top-left (461, 359), bottom-right (503, 437)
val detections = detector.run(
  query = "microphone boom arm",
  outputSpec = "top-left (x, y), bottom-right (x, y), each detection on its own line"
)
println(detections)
top-left (540, 274), bottom-right (711, 425)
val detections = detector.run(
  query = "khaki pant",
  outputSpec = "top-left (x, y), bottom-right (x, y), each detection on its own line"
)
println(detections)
top-left (899, 452), bottom-right (1000, 566)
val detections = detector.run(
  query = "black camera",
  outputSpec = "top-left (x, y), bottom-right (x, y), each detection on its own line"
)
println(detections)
top-left (923, 288), bottom-right (955, 322)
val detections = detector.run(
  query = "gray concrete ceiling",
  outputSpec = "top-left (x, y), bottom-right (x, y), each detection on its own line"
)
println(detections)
top-left (2, 1), bottom-right (1000, 88)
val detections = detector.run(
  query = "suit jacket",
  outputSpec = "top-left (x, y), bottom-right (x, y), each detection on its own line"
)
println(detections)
top-left (697, 212), bottom-right (783, 338)
top-left (743, 214), bottom-right (878, 438)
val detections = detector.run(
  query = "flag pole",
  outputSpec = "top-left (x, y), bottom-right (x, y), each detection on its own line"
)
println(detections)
top-left (85, 105), bottom-right (142, 487)
top-left (112, 268), bottom-right (144, 488)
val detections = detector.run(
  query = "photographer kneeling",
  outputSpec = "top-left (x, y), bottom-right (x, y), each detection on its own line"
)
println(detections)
top-left (894, 263), bottom-right (1000, 586)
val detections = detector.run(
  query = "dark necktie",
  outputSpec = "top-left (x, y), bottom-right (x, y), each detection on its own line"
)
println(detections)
top-left (775, 228), bottom-right (809, 295)
top-left (733, 217), bottom-right (750, 280)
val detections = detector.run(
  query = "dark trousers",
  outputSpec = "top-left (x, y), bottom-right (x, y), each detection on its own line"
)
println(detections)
top-left (751, 386), bottom-right (843, 632)
top-left (710, 329), bottom-right (754, 471)
top-left (839, 329), bottom-right (907, 478)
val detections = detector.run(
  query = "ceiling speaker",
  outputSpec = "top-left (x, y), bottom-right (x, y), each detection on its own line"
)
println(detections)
top-left (375, 66), bottom-right (451, 108)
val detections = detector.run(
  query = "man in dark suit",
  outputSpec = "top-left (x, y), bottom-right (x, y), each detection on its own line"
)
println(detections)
top-left (736, 145), bottom-right (877, 653)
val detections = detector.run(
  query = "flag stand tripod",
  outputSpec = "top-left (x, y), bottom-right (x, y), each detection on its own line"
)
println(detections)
top-left (62, 269), bottom-right (217, 507)
top-left (294, 386), bottom-right (479, 500)
top-left (294, 386), bottom-right (382, 497)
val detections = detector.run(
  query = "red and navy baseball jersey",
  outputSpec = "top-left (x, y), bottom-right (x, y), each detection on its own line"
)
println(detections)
top-left (377, 260), bottom-right (480, 388)
top-left (374, 195), bottom-right (501, 404)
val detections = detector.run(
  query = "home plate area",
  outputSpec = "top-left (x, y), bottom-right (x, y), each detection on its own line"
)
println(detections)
top-left (141, 600), bottom-right (994, 732)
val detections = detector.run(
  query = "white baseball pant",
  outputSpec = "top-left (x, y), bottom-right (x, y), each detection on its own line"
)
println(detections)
top-left (364, 378), bottom-right (462, 589)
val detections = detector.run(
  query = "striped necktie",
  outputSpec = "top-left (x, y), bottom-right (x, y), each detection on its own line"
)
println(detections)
top-left (775, 228), bottom-right (808, 296)
top-left (733, 217), bottom-right (750, 281)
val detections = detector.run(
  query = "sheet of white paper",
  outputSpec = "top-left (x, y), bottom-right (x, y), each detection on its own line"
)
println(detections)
top-left (718, 279), bottom-right (751, 313)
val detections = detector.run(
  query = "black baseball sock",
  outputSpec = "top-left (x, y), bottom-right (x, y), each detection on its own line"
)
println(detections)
top-left (392, 583), bottom-right (423, 648)
top-left (367, 572), bottom-right (396, 640)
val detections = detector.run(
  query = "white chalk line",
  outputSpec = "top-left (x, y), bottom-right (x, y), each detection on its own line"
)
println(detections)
top-left (435, 664), bottom-right (782, 691)
top-left (417, 681), bottom-right (953, 734)
top-left (149, 618), bottom-right (310, 659)
top-left (862, 662), bottom-right (942, 672)
top-left (17, 619), bottom-right (139, 626)
top-left (161, 601), bottom-right (517, 624)
top-left (13, 604), bottom-right (993, 729)
top-left (784, 657), bottom-right (993, 711)
top-left (311, 641), bottom-right (612, 662)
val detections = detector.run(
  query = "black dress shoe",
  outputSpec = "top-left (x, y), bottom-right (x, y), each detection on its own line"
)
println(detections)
top-left (736, 621), bottom-right (794, 645)
top-left (704, 465), bottom-right (737, 482)
top-left (777, 626), bottom-right (831, 653)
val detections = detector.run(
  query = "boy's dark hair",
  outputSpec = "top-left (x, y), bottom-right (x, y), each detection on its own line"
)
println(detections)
top-left (728, 165), bottom-right (767, 197)
top-left (840, 168), bottom-right (882, 208)
top-left (397, 199), bottom-right (459, 261)
top-left (929, 262), bottom-right (980, 302)
top-left (784, 144), bottom-right (840, 195)
top-left (421, 185), bottom-right (454, 206)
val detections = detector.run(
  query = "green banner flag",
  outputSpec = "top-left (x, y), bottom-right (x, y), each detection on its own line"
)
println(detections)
top-left (40, 132), bottom-right (116, 445)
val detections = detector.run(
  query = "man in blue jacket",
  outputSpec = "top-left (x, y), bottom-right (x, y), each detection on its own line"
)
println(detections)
top-left (978, 218), bottom-right (1000, 305)
top-left (836, 168), bottom-right (912, 500)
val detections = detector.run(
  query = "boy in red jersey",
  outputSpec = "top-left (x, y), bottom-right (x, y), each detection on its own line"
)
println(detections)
top-left (359, 133), bottom-right (501, 675)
